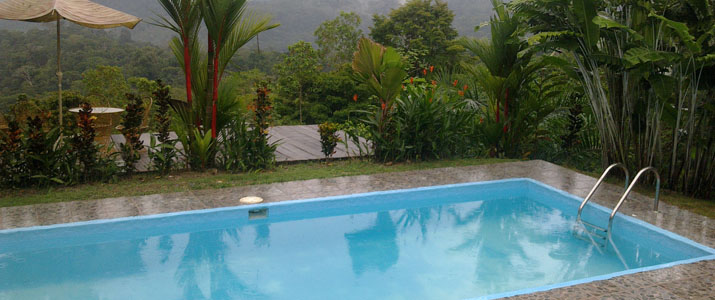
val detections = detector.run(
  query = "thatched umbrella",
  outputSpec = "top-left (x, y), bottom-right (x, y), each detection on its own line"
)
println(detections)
top-left (0, 0), bottom-right (141, 128)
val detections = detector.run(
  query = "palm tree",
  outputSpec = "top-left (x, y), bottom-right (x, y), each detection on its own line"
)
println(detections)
top-left (460, 0), bottom-right (561, 157)
top-left (154, 0), bottom-right (202, 106)
top-left (201, 0), bottom-right (278, 138)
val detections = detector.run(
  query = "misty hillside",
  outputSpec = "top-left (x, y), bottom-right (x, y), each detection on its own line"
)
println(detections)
top-left (0, 0), bottom-right (493, 51)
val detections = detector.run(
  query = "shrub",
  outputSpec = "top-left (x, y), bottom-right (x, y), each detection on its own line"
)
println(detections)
top-left (218, 82), bottom-right (278, 172)
top-left (318, 122), bottom-right (341, 159)
top-left (148, 81), bottom-right (178, 175)
top-left (0, 120), bottom-right (28, 187)
top-left (69, 103), bottom-right (119, 183)
top-left (119, 93), bottom-right (145, 174)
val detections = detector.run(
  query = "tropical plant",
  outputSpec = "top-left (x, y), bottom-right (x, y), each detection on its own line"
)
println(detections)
top-left (318, 122), bottom-right (341, 159)
top-left (68, 103), bottom-right (120, 183)
top-left (157, 0), bottom-right (278, 170)
top-left (119, 94), bottom-right (145, 174)
top-left (517, 0), bottom-right (715, 197)
top-left (154, 0), bottom-right (202, 106)
top-left (0, 120), bottom-right (28, 187)
top-left (460, 0), bottom-right (563, 158)
top-left (149, 81), bottom-right (178, 175)
top-left (350, 38), bottom-right (408, 159)
top-left (201, 0), bottom-right (280, 138)
top-left (389, 83), bottom-right (475, 161)
top-left (218, 82), bottom-right (277, 171)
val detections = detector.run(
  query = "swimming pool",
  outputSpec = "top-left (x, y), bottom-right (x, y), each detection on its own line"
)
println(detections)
top-left (0, 178), bottom-right (712, 299)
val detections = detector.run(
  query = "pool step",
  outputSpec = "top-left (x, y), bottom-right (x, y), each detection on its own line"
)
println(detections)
top-left (581, 220), bottom-right (607, 233)
top-left (574, 221), bottom-right (607, 247)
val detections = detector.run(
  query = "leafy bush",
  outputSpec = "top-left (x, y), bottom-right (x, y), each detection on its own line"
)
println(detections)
top-left (69, 103), bottom-right (119, 184)
top-left (119, 94), bottom-right (145, 174)
top-left (0, 103), bottom-right (119, 189)
top-left (0, 121), bottom-right (28, 187)
top-left (149, 81), bottom-right (178, 175)
top-left (358, 81), bottom-right (475, 162)
top-left (218, 82), bottom-right (278, 171)
top-left (318, 122), bottom-right (341, 158)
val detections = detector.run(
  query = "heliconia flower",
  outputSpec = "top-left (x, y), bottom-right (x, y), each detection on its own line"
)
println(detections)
top-left (410, 77), bottom-right (414, 84)
top-left (423, 69), bottom-right (427, 75)
top-left (430, 66), bottom-right (435, 72)
top-left (453, 79), bottom-right (458, 87)
top-left (381, 102), bottom-right (386, 110)
top-left (503, 124), bottom-right (508, 133)
top-left (458, 90), bottom-right (465, 97)
top-left (463, 85), bottom-right (468, 91)
top-left (429, 98), bottom-right (433, 103)
top-left (402, 84), bottom-right (405, 90)
top-left (353, 94), bottom-right (358, 102)
top-left (479, 117), bottom-right (484, 124)
top-left (431, 80), bottom-right (437, 86)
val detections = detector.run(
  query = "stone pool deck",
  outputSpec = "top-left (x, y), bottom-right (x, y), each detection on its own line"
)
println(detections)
top-left (0, 160), bottom-right (712, 299)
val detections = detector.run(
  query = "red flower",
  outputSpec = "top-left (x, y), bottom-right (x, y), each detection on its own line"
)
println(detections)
top-left (402, 84), bottom-right (405, 90)
top-left (422, 69), bottom-right (427, 75)
top-left (431, 80), bottom-right (437, 86)
top-left (429, 66), bottom-right (434, 73)
top-left (458, 90), bottom-right (464, 97)
top-left (410, 77), bottom-right (414, 84)
top-left (463, 85), bottom-right (468, 91)
top-left (353, 94), bottom-right (358, 102)
top-left (429, 98), bottom-right (433, 103)
top-left (453, 79), bottom-right (458, 87)
top-left (503, 124), bottom-right (508, 133)
top-left (381, 101), bottom-right (386, 110)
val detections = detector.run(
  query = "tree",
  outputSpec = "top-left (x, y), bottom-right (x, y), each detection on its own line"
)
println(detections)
top-left (202, 0), bottom-right (278, 138)
top-left (274, 41), bottom-right (321, 123)
top-left (314, 11), bottom-right (363, 70)
top-left (369, 0), bottom-right (461, 74)
top-left (81, 65), bottom-right (129, 107)
top-left (154, 0), bottom-right (202, 106)
top-left (459, 0), bottom-right (562, 158)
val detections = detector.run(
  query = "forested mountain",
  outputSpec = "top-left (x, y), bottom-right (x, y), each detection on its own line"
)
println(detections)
top-left (0, 0), bottom-right (492, 50)
top-left (0, 0), bottom-right (493, 108)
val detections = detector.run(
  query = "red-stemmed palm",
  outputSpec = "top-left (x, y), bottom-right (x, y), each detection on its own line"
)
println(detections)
top-left (201, 0), bottom-right (278, 138)
top-left (154, 0), bottom-right (202, 106)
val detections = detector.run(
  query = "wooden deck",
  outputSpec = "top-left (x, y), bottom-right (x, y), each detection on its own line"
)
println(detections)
top-left (110, 125), bottom-right (367, 171)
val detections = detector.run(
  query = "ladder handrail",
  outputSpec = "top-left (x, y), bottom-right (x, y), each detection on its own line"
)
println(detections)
top-left (576, 163), bottom-right (629, 223)
top-left (607, 166), bottom-right (660, 239)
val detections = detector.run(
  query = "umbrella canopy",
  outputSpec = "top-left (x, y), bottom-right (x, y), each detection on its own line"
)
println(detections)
top-left (0, 0), bottom-right (141, 128)
top-left (0, 0), bottom-right (141, 28)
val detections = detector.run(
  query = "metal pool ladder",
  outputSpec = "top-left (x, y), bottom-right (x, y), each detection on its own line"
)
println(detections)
top-left (575, 163), bottom-right (629, 245)
top-left (576, 164), bottom-right (661, 246)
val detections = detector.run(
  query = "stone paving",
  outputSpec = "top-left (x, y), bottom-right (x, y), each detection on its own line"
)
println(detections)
top-left (0, 160), bottom-right (713, 299)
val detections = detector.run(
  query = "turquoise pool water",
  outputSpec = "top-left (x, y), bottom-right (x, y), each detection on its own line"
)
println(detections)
top-left (0, 179), bottom-right (713, 299)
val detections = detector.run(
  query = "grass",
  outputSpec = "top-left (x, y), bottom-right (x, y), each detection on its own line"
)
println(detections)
top-left (564, 166), bottom-right (715, 219)
top-left (3, 158), bottom-right (711, 220)
top-left (0, 158), bottom-right (516, 208)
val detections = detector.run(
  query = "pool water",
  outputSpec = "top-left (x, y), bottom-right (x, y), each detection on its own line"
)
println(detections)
top-left (0, 179), bottom-right (712, 299)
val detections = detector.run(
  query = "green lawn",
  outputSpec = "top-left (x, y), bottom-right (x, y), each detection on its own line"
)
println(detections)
top-left (0, 158), bottom-right (515, 208)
